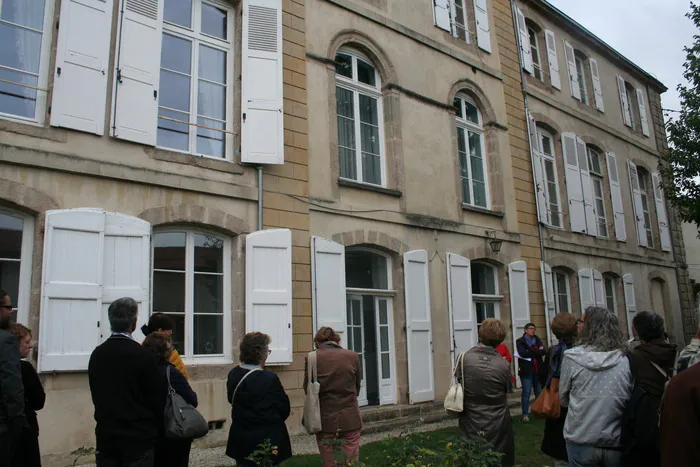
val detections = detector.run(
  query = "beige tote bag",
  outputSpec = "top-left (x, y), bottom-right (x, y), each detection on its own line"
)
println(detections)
top-left (444, 351), bottom-right (465, 413)
top-left (302, 350), bottom-right (322, 434)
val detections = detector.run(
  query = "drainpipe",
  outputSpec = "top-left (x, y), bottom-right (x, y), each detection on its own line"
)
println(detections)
top-left (257, 165), bottom-right (263, 231)
top-left (510, 0), bottom-right (552, 346)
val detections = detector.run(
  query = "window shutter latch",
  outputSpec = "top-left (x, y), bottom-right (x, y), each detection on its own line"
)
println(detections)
top-left (242, 112), bottom-right (247, 122)
top-left (154, 89), bottom-right (158, 100)
top-left (116, 68), bottom-right (123, 84)
top-left (57, 67), bottom-right (61, 76)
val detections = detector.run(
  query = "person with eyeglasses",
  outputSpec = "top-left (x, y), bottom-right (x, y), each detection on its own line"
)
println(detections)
top-left (0, 289), bottom-right (28, 466)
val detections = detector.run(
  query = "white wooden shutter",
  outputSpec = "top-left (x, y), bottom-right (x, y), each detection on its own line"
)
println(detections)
top-left (404, 250), bottom-right (435, 404)
top-left (433, 0), bottom-right (452, 32)
top-left (473, 0), bottom-right (492, 53)
top-left (540, 262), bottom-right (555, 345)
top-left (528, 113), bottom-right (548, 224)
top-left (589, 58), bottom-right (604, 112)
top-left (311, 237), bottom-right (347, 337)
top-left (111, 0), bottom-right (164, 145)
top-left (617, 76), bottom-right (632, 127)
top-left (39, 209), bottom-right (105, 372)
top-left (592, 269), bottom-right (605, 307)
top-left (516, 7), bottom-right (532, 74)
top-left (564, 40), bottom-right (580, 100)
top-left (241, 0), bottom-right (284, 164)
top-left (446, 253), bottom-right (475, 362)
top-left (628, 161), bottom-right (647, 247)
top-left (652, 173), bottom-right (672, 251)
top-left (544, 30), bottom-right (561, 90)
top-left (577, 137), bottom-right (597, 236)
top-left (50, 0), bottom-right (113, 135)
top-left (102, 213), bottom-right (151, 344)
top-left (606, 152), bottom-right (627, 241)
top-left (578, 268), bottom-right (594, 312)
top-left (562, 132), bottom-right (586, 233)
top-left (623, 273), bottom-right (636, 337)
top-left (636, 88), bottom-right (650, 136)
top-left (245, 229), bottom-right (292, 365)
top-left (509, 260), bottom-right (530, 385)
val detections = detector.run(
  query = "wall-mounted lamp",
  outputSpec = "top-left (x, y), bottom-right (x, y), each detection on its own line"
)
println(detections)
top-left (486, 230), bottom-right (502, 254)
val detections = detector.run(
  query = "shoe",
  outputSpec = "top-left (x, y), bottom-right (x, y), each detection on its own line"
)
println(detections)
top-left (522, 416), bottom-right (530, 422)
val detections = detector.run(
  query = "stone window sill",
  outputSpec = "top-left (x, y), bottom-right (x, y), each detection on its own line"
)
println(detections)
top-left (0, 118), bottom-right (67, 143)
top-left (338, 178), bottom-right (402, 197)
top-left (148, 148), bottom-right (244, 175)
top-left (462, 203), bottom-right (505, 218)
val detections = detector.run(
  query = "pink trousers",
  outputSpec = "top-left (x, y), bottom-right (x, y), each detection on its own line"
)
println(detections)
top-left (316, 429), bottom-right (361, 467)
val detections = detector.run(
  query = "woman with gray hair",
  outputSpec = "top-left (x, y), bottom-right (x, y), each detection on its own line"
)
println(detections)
top-left (560, 306), bottom-right (633, 466)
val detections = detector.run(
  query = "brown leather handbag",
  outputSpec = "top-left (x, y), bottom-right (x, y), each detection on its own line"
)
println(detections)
top-left (531, 378), bottom-right (561, 419)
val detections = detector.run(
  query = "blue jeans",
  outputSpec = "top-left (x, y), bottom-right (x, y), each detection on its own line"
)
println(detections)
top-left (520, 372), bottom-right (542, 416)
top-left (566, 443), bottom-right (622, 467)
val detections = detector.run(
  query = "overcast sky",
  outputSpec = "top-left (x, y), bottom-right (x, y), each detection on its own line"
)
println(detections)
top-left (548, 0), bottom-right (696, 114)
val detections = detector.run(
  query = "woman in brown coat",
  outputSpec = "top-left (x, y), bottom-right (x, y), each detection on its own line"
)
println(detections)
top-left (303, 327), bottom-right (362, 466)
top-left (456, 318), bottom-right (514, 466)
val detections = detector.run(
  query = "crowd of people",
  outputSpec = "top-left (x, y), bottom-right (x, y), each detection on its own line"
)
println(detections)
top-left (2, 286), bottom-right (700, 467)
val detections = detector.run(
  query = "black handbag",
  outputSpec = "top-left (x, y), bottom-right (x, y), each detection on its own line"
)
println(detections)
top-left (164, 366), bottom-right (209, 440)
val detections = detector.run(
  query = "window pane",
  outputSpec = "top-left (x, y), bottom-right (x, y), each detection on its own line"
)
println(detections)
top-left (1, 0), bottom-right (46, 30)
top-left (153, 271), bottom-right (185, 312)
top-left (0, 213), bottom-right (23, 259)
top-left (194, 314), bottom-right (223, 354)
top-left (458, 127), bottom-right (470, 204)
top-left (453, 98), bottom-right (463, 119)
top-left (194, 274), bottom-right (223, 314)
top-left (540, 134), bottom-right (552, 156)
top-left (353, 327), bottom-right (362, 353)
top-left (165, 313), bottom-right (185, 354)
top-left (194, 234), bottom-right (223, 273)
top-left (465, 100), bottom-right (479, 124)
top-left (359, 95), bottom-right (378, 126)
top-left (454, 0), bottom-right (467, 41)
top-left (0, 261), bottom-right (19, 311)
top-left (357, 59), bottom-right (376, 87)
top-left (164, 0), bottom-right (192, 28)
top-left (476, 302), bottom-right (486, 323)
top-left (201, 2), bottom-right (226, 40)
top-left (381, 353), bottom-right (390, 379)
top-left (473, 181), bottom-right (487, 208)
top-left (154, 232), bottom-right (186, 270)
top-left (0, 68), bottom-right (38, 119)
top-left (158, 108), bottom-right (190, 152)
top-left (340, 148), bottom-right (357, 180)
top-left (588, 150), bottom-right (601, 175)
top-left (337, 87), bottom-right (356, 180)
top-left (598, 218), bottom-right (607, 237)
top-left (198, 81), bottom-right (225, 120)
top-left (199, 45), bottom-right (226, 84)
top-left (196, 116), bottom-right (225, 158)
top-left (362, 153), bottom-right (381, 185)
top-left (0, 22), bottom-right (42, 73)
top-left (345, 251), bottom-right (388, 289)
top-left (378, 299), bottom-right (388, 325)
top-left (161, 34), bottom-right (192, 75)
top-left (160, 70), bottom-right (191, 112)
top-left (469, 132), bottom-right (484, 183)
top-left (380, 326), bottom-right (389, 352)
top-left (335, 53), bottom-right (352, 78)
top-left (472, 263), bottom-right (496, 295)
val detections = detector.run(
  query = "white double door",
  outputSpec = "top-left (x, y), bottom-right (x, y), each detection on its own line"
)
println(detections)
top-left (346, 295), bottom-right (396, 407)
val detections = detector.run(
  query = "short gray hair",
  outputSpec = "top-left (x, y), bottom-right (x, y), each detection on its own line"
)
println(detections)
top-left (109, 297), bottom-right (138, 333)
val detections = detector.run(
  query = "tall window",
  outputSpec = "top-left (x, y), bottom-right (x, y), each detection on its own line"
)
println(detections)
top-left (0, 0), bottom-right (52, 122)
top-left (528, 27), bottom-right (542, 81)
top-left (624, 82), bottom-right (641, 131)
top-left (637, 171), bottom-right (654, 247)
top-left (604, 275), bottom-right (617, 314)
top-left (553, 270), bottom-right (570, 314)
top-left (454, 94), bottom-right (488, 208)
top-left (152, 230), bottom-right (230, 359)
top-left (587, 147), bottom-right (608, 237)
top-left (575, 53), bottom-right (588, 104)
top-left (336, 49), bottom-right (384, 186)
top-left (0, 210), bottom-right (33, 324)
top-left (157, 0), bottom-right (234, 159)
top-left (472, 262), bottom-right (500, 331)
top-left (453, 0), bottom-right (468, 42)
top-left (537, 128), bottom-right (561, 227)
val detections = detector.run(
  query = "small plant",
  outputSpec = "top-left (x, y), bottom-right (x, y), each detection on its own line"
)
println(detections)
top-left (379, 432), bottom-right (503, 467)
top-left (246, 439), bottom-right (280, 467)
top-left (67, 446), bottom-right (96, 467)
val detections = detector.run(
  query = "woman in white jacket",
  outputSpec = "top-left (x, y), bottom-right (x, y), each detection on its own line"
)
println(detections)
top-left (560, 306), bottom-right (633, 467)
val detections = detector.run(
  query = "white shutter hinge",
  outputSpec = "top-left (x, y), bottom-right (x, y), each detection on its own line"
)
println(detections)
top-left (116, 68), bottom-right (123, 84)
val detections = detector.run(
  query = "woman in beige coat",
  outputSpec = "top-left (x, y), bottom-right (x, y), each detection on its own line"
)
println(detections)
top-left (456, 318), bottom-right (514, 466)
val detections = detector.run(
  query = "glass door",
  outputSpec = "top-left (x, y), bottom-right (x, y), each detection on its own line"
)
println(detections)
top-left (346, 295), bottom-right (368, 406)
top-left (375, 297), bottom-right (396, 405)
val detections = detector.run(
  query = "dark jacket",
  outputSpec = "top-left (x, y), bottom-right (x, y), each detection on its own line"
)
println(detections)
top-left (457, 346), bottom-right (514, 467)
top-left (516, 334), bottom-right (546, 381)
top-left (540, 338), bottom-right (574, 462)
top-left (0, 329), bottom-right (25, 432)
top-left (154, 360), bottom-right (197, 467)
top-left (88, 335), bottom-right (167, 459)
top-left (303, 342), bottom-right (362, 433)
top-left (226, 366), bottom-right (292, 466)
top-left (660, 362), bottom-right (700, 467)
top-left (11, 360), bottom-right (45, 467)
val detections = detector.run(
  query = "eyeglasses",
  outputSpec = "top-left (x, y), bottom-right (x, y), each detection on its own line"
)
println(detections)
top-left (267, 349), bottom-right (272, 355)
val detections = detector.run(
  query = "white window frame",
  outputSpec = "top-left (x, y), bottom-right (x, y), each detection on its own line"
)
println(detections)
top-left (637, 173), bottom-right (654, 248)
top-left (452, 0), bottom-right (469, 42)
top-left (586, 147), bottom-right (608, 238)
top-left (553, 270), bottom-right (571, 314)
top-left (472, 262), bottom-right (501, 332)
top-left (335, 48), bottom-right (386, 187)
top-left (455, 94), bottom-right (490, 209)
top-left (151, 228), bottom-right (232, 364)
top-left (528, 26), bottom-right (542, 81)
top-left (537, 128), bottom-right (562, 228)
top-left (0, 0), bottom-right (54, 126)
top-left (575, 54), bottom-right (588, 105)
top-left (158, 0), bottom-right (235, 161)
top-left (604, 275), bottom-right (617, 315)
top-left (0, 208), bottom-right (34, 325)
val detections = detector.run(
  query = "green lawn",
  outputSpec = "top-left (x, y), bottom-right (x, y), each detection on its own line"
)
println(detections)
top-left (282, 418), bottom-right (552, 466)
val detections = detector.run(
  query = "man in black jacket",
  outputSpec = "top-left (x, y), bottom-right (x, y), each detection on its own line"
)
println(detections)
top-left (516, 322), bottom-right (546, 422)
top-left (0, 290), bottom-right (26, 467)
top-left (89, 297), bottom-right (167, 467)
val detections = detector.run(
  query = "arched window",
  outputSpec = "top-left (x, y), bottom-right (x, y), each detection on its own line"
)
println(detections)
top-left (335, 48), bottom-right (385, 186)
top-left (536, 126), bottom-right (562, 227)
top-left (586, 145), bottom-right (608, 237)
top-left (454, 94), bottom-right (488, 208)
top-left (471, 262), bottom-right (499, 330)
top-left (526, 22), bottom-right (543, 81)
top-left (152, 229), bottom-right (231, 360)
top-left (0, 209), bottom-right (34, 324)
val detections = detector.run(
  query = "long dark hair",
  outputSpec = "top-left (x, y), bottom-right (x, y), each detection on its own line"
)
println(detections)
top-left (141, 312), bottom-right (174, 336)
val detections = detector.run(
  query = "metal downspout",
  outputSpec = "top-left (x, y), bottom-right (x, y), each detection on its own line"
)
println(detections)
top-left (257, 165), bottom-right (263, 231)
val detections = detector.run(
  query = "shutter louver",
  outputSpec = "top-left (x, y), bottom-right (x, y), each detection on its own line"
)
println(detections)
top-left (473, 0), bottom-right (492, 53)
top-left (652, 173), bottom-right (672, 251)
top-left (562, 133), bottom-right (586, 233)
top-left (311, 237), bottom-right (347, 336)
top-left (590, 58), bottom-right (605, 112)
top-left (564, 41), bottom-right (580, 100)
top-left (111, 0), bottom-right (164, 145)
top-left (606, 152), bottom-right (627, 241)
top-left (577, 137), bottom-right (597, 236)
top-left (623, 273), bottom-right (636, 337)
top-left (50, 0), bottom-right (113, 135)
top-left (241, 0), bottom-right (284, 164)
top-left (628, 161), bottom-right (647, 247)
top-left (636, 88), bottom-right (650, 136)
top-left (433, 0), bottom-right (452, 32)
top-left (516, 7), bottom-right (533, 74)
top-left (544, 30), bottom-right (561, 90)
top-left (617, 76), bottom-right (632, 127)
top-left (446, 253), bottom-right (475, 363)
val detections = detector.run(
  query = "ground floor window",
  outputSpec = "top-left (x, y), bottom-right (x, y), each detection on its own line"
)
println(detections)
top-left (471, 262), bottom-right (500, 331)
top-left (0, 209), bottom-right (33, 324)
top-left (604, 275), bottom-right (617, 314)
top-left (553, 269), bottom-right (571, 314)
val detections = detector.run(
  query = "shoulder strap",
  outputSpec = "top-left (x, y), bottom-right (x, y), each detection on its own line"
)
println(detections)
top-left (232, 367), bottom-right (262, 407)
top-left (166, 365), bottom-right (175, 394)
top-left (650, 361), bottom-right (671, 381)
top-left (308, 351), bottom-right (318, 383)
